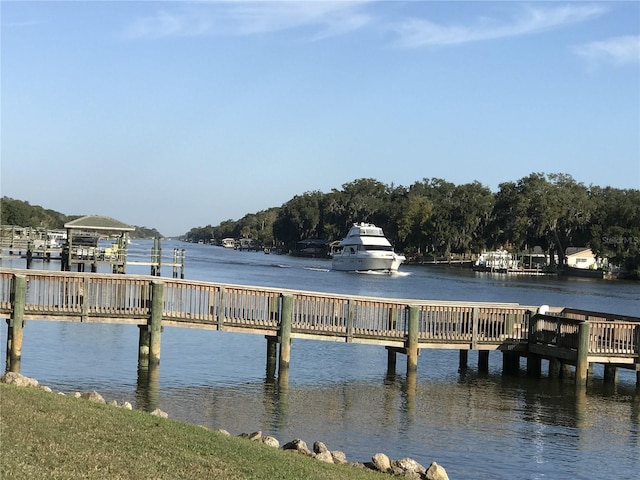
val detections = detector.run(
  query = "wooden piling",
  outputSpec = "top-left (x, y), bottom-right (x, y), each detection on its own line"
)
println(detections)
top-left (603, 364), bottom-right (618, 385)
top-left (7, 275), bottom-right (26, 372)
top-left (502, 352), bottom-right (520, 374)
top-left (386, 347), bottom-right (397, 374)
top-left (279, 294), bottom-right (293, 373)
top-left (4, 319), bottom-right (11, 371)
top-left (155, 238), bottom-right (162, 276)
top-left (346, 299), bottom-right (354, 342)
top-left (478, 351), bottom-right (489, 372)
top-left (576, 321), bottom-right (590, 386)
top-left (549, 358), bottom-right (562, 378)
top-left (149, 281), bottom-right (163, 365)
top-left (527, 354), bottom-right (542, 378)
top-left (172, 249), bottom-right (179, 278)
top-left (138, 325), bottom-right (150, 366)
top-left (266, 335), bottom-right (277, 379)
top-left (180, 249), bottom-right (186, 279)
top-left (406, 306), bottom-right (419, 373)
top-left (26, 244), bottom-right (33, 269)
top-left (459, 350), bottom-right (468, 370)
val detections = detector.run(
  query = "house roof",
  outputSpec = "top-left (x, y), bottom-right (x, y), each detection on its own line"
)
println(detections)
top-left (64, 215), bottom-right (135, 232)
top-left (565, 247), bottom-right (594, 258)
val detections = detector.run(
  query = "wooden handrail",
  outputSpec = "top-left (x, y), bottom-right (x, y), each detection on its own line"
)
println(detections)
top-left (0, 268), bottom-right (533, 346)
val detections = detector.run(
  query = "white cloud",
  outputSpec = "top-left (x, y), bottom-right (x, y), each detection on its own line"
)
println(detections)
top-left (573, 35), bottom-right (640, 67)
top-left (124, 1), bottom-right (372, 40)
top-left (393, 4), bottom-right (606, 48)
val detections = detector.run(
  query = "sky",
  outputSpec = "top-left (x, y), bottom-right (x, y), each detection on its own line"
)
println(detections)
top-left (1, 1), bottom-right (639, 237)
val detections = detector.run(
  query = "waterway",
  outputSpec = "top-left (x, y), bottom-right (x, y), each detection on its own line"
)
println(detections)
top-left (1, 241), bottom-right (639, 479)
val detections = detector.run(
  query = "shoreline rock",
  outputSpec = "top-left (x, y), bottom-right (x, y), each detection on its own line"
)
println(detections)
top-left (1, 372), bottom-right (449, 479)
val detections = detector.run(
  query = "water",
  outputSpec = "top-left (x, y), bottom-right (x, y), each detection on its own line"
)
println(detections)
top-left (1, 240), bottom-right (639, 479)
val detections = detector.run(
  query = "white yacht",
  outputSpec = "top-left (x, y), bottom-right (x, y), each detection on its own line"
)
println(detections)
top-left (331, 223), bottom-right (406, 272)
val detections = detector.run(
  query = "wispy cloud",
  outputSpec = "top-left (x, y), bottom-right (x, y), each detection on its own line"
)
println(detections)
top-left (573, 35), bottom-right (640, 68)
top-left (123, 1), bottom-right (372, 40)
top-left (392, 4), bottom-right (606, 48)
top-left (2, 19), bottom-right (41, 29)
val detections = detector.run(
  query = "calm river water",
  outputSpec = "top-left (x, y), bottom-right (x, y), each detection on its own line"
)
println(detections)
top-left (2, 240), bottom-right (639, 479)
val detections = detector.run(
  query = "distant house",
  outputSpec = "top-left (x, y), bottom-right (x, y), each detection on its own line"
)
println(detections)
top-left (565, 247), bottom-right (607, 270)
top-left (237, 237), bottom-right (257, 251)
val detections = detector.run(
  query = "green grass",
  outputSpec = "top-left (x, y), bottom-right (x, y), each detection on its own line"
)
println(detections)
top-left (1, 384), bottom-right (389, 480)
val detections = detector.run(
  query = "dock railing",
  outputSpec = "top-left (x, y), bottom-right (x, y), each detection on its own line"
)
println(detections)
top-left (531, 310), bottom-right (640, 364)
top-left (0, 268), bottom-right (533, 349)
top-left (2, 268), bottom-right (638, 387)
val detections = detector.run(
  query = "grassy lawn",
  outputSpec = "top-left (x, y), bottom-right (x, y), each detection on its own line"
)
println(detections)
top-left (1, 384), bottom-right (390, 480)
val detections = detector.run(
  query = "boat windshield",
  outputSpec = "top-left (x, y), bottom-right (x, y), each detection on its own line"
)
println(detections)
top-left (363, 245), bottom-right (393, 252)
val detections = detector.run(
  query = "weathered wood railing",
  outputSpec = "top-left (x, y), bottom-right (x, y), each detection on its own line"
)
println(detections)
top-left (529, 310), bottom-right (640, 385)
top-left (2, 268), bottom-right (638, 387)
top-left (0, 269), bottom-right (533, 345)
top-left (531, 311), bottom-right (640, 361)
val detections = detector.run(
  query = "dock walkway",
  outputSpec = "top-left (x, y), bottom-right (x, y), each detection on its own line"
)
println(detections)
top-left (1, 268), bottom-right (638, 387)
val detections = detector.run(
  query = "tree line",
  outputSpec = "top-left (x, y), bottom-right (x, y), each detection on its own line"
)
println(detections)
top-left (0, 197), bottom-right (162, 240)
top-left (185, 173), bottom-right (640, 278)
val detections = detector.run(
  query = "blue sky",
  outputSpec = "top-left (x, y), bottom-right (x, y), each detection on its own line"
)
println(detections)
top-left (1, 1), bottom-right (639, 236)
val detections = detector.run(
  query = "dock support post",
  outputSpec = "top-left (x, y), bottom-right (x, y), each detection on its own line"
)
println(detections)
top-left (278, 294), bottom-right (293, 374)
top-left (266, 336), bottom-right (277, 380)
top-left (478, 351), bottom-right (489, 372)
top-left (603, 365), bottom-right (618, 385)
top-left (459, 350), bottom-right (468, 370)
top-left (386, 347), bottom-right (397, 374)
top-left (4, 319), bottom-right (10, 371)
top-left (181, 249), bottom-right (185, 279)
top-left (527, 313), bottom-right (541, 378)
top-left (502, 352), bottom-right (519, 375)
top-left (138, 325), bottom-right (150, 367)
top-left (156, 239), bottom-right (162, 276)
top-left (576, 321), bottom-right (590, 386)
top-left (172, 249), bottom-right (179, 279)
top-left (150, 239), bottom-right (158, 276)
top-left (406, 306), bottom-right (419, 373)
top-left (26, 243), bottom-right (33, 269)
top-left (527, 354), bottom-right (542, 378)
top-left (149, 281), bottom-right (164, 365)
top-left (549, 358), bottom-right (562, 378)
top-left (7, 275), bottom-right (26, 373)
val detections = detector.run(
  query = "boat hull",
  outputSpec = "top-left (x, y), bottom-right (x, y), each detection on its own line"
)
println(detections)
top-left (332, 253), bottom-right (405, 272)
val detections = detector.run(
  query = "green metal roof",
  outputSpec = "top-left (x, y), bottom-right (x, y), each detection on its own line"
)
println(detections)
top-left (64, 215), bottom-right (135, 232)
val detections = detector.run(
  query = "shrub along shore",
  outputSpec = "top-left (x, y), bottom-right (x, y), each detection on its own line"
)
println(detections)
top-left (1, 373), bottom-right (449, 480)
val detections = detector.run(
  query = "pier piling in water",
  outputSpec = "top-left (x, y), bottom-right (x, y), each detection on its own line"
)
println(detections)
top-left (5, 275), bottom-right (26, 373)
top-left (406, 306), bottom-right (419, 373)
top-left (278, 294), bottom-right (293, 374)
top-left (149, 281), bottom-right (164, 365)
top-left (576, 322), bottom-right (590, 386)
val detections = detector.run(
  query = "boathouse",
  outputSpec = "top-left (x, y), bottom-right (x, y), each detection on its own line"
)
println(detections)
top-left (62, 215), bottom-right (135, 273)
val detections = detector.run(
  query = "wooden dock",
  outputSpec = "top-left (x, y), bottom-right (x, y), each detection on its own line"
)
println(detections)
top-left (1, 268), bottom-right (638, 388)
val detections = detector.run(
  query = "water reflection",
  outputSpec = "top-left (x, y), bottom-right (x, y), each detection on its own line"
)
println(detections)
top-left (135, 364), bottom-right (159, 412)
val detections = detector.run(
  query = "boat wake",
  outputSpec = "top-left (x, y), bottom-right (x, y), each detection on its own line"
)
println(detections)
top-left (353, 270), bottom-right (411, 277)
top-left (304, 267), bottom-right (331, 273)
